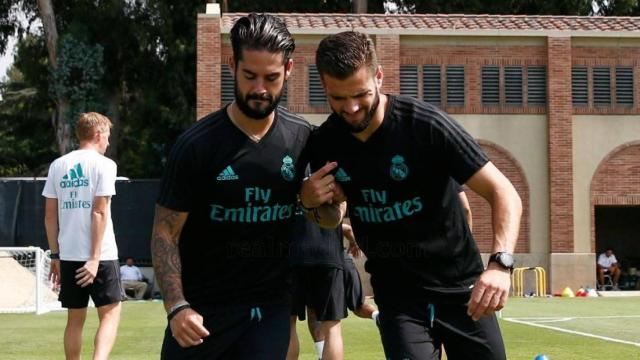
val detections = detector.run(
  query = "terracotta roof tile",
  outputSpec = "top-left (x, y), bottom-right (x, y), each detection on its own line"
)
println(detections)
top-left (220, 13), bottom-right (640, 33)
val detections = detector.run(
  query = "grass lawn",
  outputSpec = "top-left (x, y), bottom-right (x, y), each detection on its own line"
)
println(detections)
top-left (1, 297), bottom-right (639, 359)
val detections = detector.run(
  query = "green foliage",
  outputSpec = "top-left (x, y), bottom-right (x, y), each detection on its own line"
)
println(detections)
top-left (384, 0), bottom-right (594, 15)
top-left (0, 36), bottom-right (56, 176)
top-left (594, 0), bottom-right (640, 15)
top-left (50, 34), bottom-right (105, 129)
top-left (1, 0), bottom-right (638, 177)
top-left (227, 0), bottom-right (354, 12)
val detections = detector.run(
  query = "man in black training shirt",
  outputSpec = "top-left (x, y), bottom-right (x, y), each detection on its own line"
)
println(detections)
top-left (151, 14), bottom-right (343, 359)
top-left (300, 31), bottom-right (522, 360)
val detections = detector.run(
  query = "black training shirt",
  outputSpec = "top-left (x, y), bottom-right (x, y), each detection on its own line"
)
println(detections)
top-left (158, 105), bottom-right (311, 308)
top-left (309, 95), bottom-right (489, 304)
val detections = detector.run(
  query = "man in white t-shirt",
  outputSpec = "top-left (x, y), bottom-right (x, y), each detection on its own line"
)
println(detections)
top-left (120, 257), bottom-right (148, 300)
top-left (597, 247), bottom-right (621, 290)
top-left (43, 112), bottom-right (121, 360)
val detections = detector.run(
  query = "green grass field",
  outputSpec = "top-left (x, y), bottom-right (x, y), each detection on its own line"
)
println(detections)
top-left (1, 297), bottom-right (639, 359)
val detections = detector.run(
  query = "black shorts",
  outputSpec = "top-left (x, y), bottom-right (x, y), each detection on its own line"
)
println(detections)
top-left (291, 266), bottom-right (347, 321)
top-left (378, 301), bottom-right (506, 360)
top-left (343, 254), bottom-right (365, 312)
top-left (59, 260), bottom-right (122, 308)
top-left (161, 304), bottom-right (290, 360)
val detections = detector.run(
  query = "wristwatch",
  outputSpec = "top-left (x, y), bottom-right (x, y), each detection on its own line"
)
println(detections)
top-left (488, 252), bottom-right (515, 271)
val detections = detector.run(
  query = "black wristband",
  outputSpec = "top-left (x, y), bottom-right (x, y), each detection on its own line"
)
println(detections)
top-left (49, 253), bottom-right (60, 260)
top-left (167, 304), bottom-right (191, 321)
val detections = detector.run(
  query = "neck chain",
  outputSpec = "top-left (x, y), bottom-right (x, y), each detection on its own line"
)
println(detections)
top-left (228, 104), bottom-right (263, 142)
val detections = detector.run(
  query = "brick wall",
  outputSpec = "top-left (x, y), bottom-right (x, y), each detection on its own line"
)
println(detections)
top-left (591, 142), bottom-right (640, 251)
top-left (196, 14), bottom-right (221, 120)
top-left (400, 44), bottom-right (548, 114)
top-left (547, 37), bottom-right (574, 253)
top-left (572, 47), bottom-right (640, 115)
top-left (376, 35), bottom-right (400, 95)
top-left (465, 141), bottom-right (530, 253)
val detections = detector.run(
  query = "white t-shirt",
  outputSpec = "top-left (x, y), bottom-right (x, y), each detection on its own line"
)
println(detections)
top-left (597, 253), bottom-right (618, 268)
top-left (120, 265), bottom-right (143, 281)
top-left (42, 149), bottom-right (118, 261)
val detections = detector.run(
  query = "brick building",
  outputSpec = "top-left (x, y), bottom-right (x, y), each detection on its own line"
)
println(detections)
top-left (197, 4), bottom-right (640, 293)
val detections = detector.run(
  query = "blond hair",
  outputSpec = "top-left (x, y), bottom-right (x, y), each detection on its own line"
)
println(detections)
top-left (75, 112), bottom-right (113, 141)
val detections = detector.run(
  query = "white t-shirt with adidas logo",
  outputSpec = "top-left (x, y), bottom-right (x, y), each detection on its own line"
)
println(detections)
top-left (42, 149), bottom-right (118, 261)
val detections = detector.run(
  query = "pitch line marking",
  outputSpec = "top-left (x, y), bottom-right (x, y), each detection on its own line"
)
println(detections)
top-left (503, 317), bottom-right (640, 347)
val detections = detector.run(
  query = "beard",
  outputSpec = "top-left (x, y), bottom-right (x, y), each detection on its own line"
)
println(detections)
top-left (234, 82), bottom-right (285, 120)
top-left (334, 90), bottom-right (380, 134)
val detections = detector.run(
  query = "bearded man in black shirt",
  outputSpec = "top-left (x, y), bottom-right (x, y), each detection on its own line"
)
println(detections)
top-left (300, 31), bottom-right (522, 360)
top-left (152, 14), bottom-right (343, 359)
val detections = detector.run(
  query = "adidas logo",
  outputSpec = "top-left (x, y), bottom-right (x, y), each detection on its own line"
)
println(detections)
top-left (216, 166), bottom-right (239, 181)
top-left (60, 163), bottom-right (89, 188)
top-left (335, 168), bottom-right (351, 182)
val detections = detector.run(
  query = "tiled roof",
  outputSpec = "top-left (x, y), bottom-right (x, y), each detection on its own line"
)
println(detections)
top-left (220, 13), bottom-right (640, 33)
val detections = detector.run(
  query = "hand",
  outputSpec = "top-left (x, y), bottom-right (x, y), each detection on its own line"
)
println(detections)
top-left (49, 259), bottom-right (61, 288)
top-left (299, 162), bottom-right (339, 208)
top-left (75, 259), bottom-right (99, 288)
top-left (467, 263), bottom-right (511, 321)
top-left (170, 308), bottom-right (210, 348)
top-left (332, 182), bottom-right (347, 204)
top-left (347, 241), bottom-right (362, 258)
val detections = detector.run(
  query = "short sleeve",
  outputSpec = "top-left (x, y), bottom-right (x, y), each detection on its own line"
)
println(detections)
top-left (308, 127), bottom-right (329, 173)
top-left (157, 140), bottom-right (195, 212)
top-left (423, 110), bottom-right (489, 185)
top-left (42, 162), bottom-right (58, 199)
top-left (95, 160), bottom-right (117, 197)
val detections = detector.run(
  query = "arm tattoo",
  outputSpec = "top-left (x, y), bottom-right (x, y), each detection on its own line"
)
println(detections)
top-left (151, 205), bottom-right (188, 310)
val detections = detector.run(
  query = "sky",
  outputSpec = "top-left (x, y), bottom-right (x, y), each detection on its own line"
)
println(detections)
top-left (0, 36), bottom-right (17, 82)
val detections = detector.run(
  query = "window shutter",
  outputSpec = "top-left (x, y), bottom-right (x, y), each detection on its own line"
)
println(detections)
top-left (615, 67), bottom-right (634, 106)
top-left (308, 65), bottom-right (326, 105)
top-left (446, 66), bottom-right (465, 106)
top-left (593, 67), bottom-right (611, 106)
top-left (400, 65), bottom-right (419, 99)
top-left (423, 65), bottom-right (441, 105)
top-left (505, 66), bottom-right (523, 105)
top-left (527, 66), bottom-right (547, 105)
top-left (221, 64), bottom-right (235, 105)
top-left (481, 66), bottom-right (499, 105)
top-left (572, 67), bottom-right (588, 106)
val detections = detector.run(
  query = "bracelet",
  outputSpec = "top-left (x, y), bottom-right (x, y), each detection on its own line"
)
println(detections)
top-left (49, 253), bottom-right (60, 260)
top-left (298, 196), bottom-right (316, 214)
top-left (167, 301), bottom-right (191, 321)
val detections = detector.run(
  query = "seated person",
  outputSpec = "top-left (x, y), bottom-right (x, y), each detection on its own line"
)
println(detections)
top-left (597, 247), bottom-right (621, 290)
top-left (120, 256), bottom-right (148, 300)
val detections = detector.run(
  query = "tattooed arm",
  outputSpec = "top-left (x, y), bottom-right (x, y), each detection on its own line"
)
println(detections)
top-left (151, 205), bottom-right (209, 347)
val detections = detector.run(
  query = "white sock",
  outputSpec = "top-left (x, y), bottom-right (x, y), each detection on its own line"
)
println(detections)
top-left (314, 341), bottom-right (325, 359)
top-left (371, 310), bottom-right (380, 322)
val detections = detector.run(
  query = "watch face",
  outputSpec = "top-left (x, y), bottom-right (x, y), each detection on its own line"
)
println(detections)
top-left (498, 253), bottom-right (515, 268)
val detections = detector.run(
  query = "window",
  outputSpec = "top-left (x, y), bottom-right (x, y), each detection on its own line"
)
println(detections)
top-left (308, 65), bottom-right (326, 105)
top-left (422, 65), bottom-right (441, 105)
top-left (400, 65), bottom-right (419, 99)
top-left (446, 66), bottom-right (465, 106)
top-left (527, 66), bottom-right (547, 105)
top-left (505, 66), bottom-right (523, 105)
top-left (221, 64), bottom-right (234, 105)
top-left (572, 67), bottom-right (588, 106)
top-left (616, 67), bottom-right (634, 106)
top-left (481, 66), bottom-right (499, 105)
top-left (593, 67), bottom-right (611, 106)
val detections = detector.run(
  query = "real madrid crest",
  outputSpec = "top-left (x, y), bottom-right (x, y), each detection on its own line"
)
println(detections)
top-left (390, 155), bottom-right (409, 181)
top-left (281, 155), bottom-right (295, 181)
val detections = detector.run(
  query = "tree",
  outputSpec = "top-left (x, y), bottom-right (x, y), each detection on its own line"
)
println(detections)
top-left (0, 36), bottom-right (57, 176)
top-left (594, 0), bottom-right (640, 15)
top-left (380, 0), bottom-right (594, 15)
